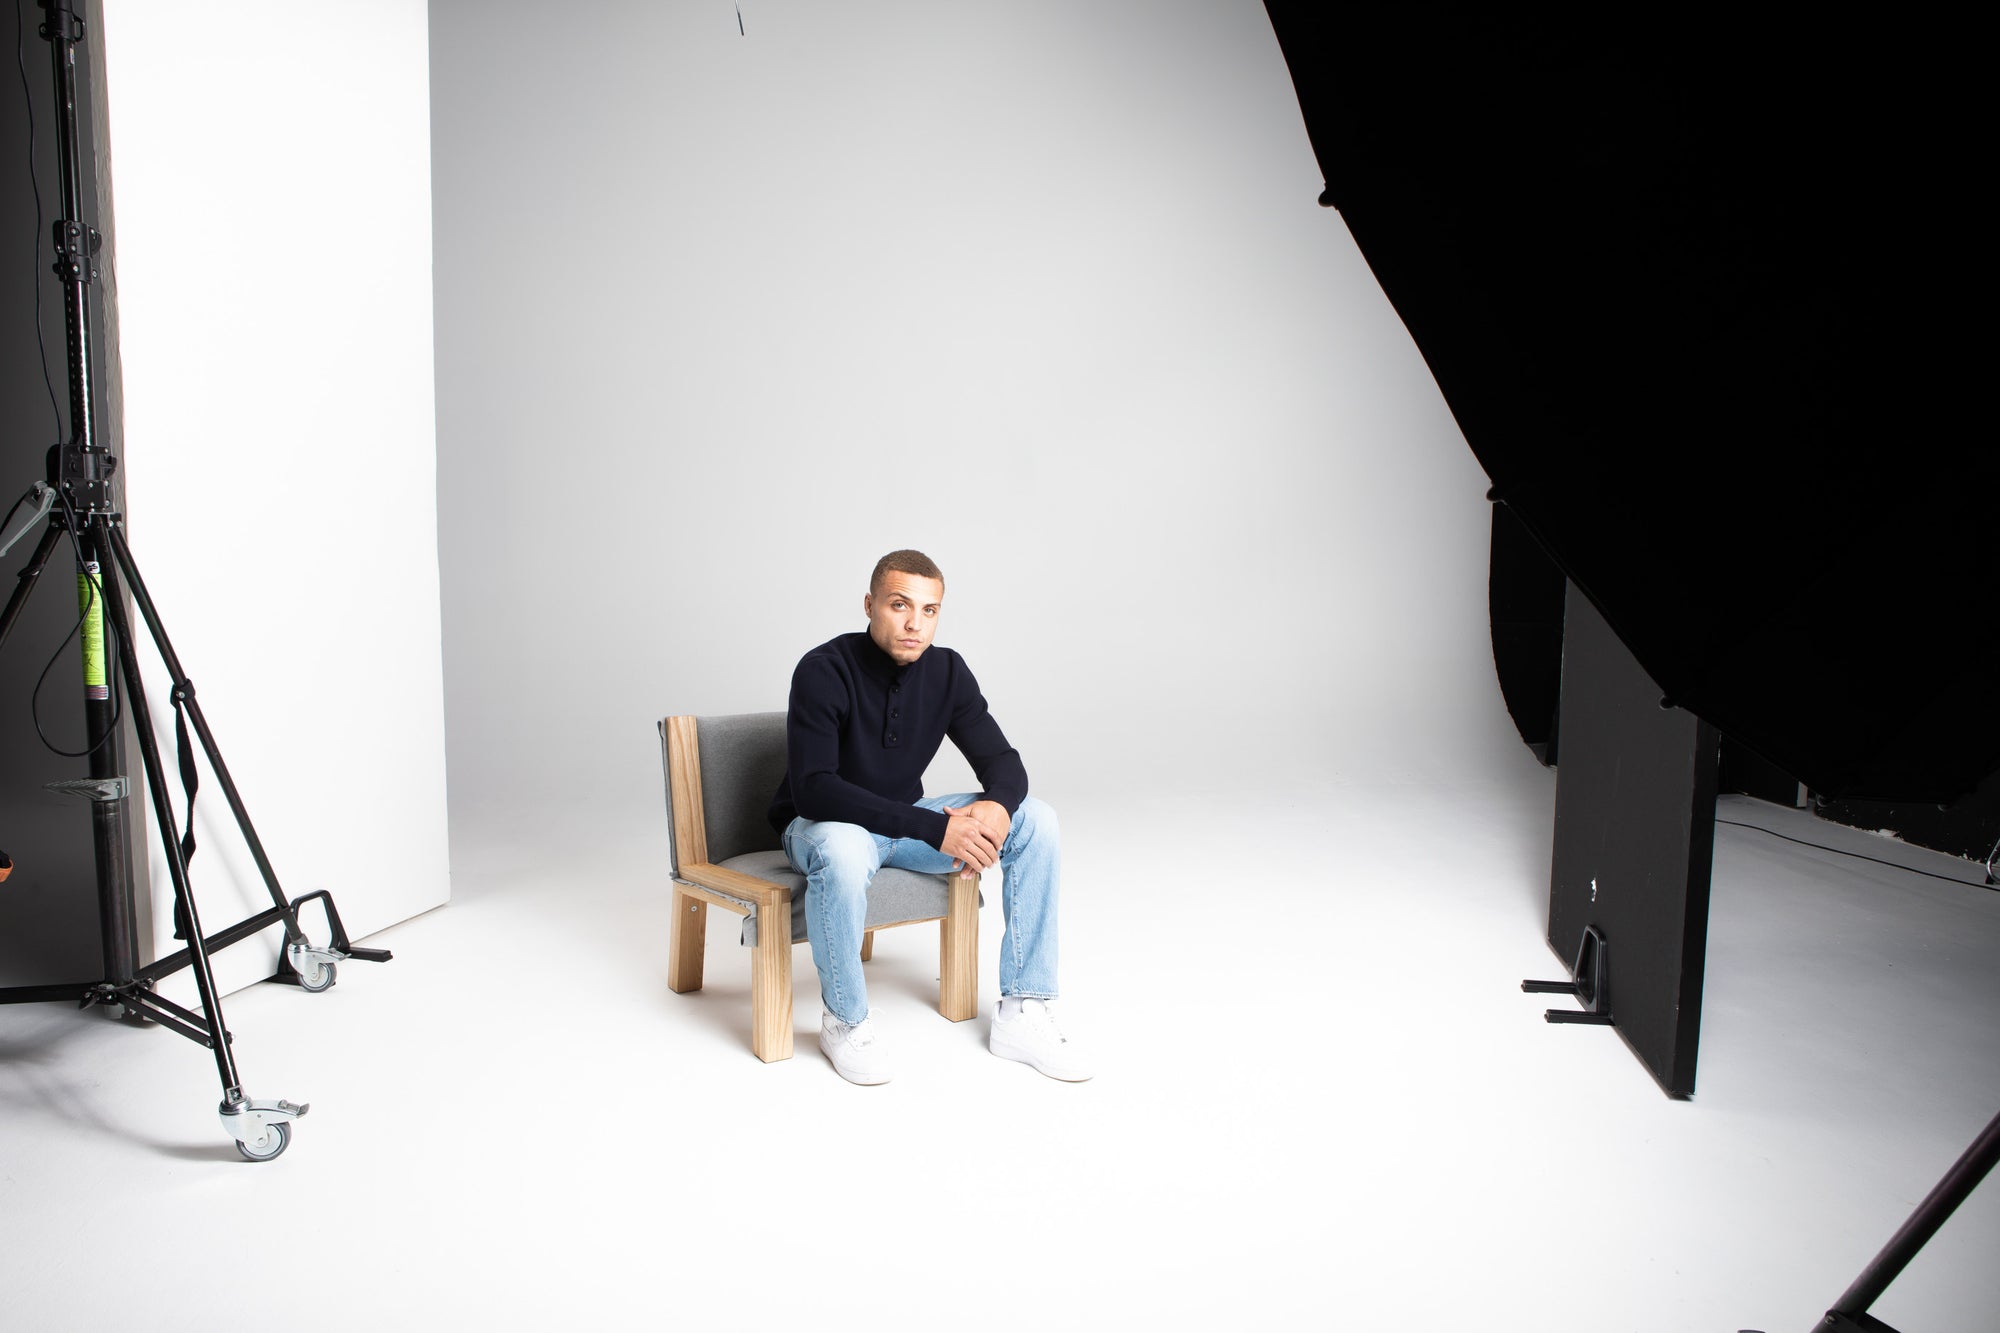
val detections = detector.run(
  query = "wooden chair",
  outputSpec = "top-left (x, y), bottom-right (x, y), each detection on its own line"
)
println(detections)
top-left (659, 712), bottom-right (980, 1062)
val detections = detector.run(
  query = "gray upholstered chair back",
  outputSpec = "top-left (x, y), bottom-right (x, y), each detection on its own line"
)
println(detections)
top-left (665, 712), bottom-right (787, 873)
top-left (695, 712), bottom-right (789, 862)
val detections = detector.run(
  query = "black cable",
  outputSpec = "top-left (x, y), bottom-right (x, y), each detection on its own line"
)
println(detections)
top-left (15, 0), bottom-right (63, 438)
top-left (1717, 816), bottom-right (1995, 889)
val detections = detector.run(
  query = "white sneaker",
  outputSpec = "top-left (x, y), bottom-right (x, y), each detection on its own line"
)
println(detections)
top-left (820, 1012), bottom-right (892, 1085)
top-left (990, 998), bottom-right (1092, 1081)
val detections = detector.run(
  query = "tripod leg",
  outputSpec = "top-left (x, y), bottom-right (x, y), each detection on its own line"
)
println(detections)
top-left (99, 521), bottom-right (304, 945)
top-left (1828, 1106), bottom-right (2000, 1325)
top-left (93, 525), bottom-right (310, 1158)
top-left (90, 532), bottom-right (244, 1102)
top-left (0, 521), bottom-right (64, 654)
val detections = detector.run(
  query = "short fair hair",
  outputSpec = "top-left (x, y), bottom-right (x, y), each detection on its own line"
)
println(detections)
top-left (870, 549), bottom-right (944, 595)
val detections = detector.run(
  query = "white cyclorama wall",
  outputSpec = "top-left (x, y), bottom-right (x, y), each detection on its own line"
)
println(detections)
top-left (431, 0), bottom-right (1528, 862)
top-left (100, 0), bottom-right (449, 998)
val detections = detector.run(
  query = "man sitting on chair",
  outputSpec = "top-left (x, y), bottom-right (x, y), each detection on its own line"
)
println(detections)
top-left (768, 549), bottom-right (1089, 1086)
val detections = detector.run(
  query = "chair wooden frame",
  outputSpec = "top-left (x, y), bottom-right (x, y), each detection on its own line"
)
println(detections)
top-left (663, 715), bottom-right (980, 1062)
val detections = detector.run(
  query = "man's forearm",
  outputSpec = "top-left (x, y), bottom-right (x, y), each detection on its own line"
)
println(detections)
top-left (794, 772), bottom-right (951, 847)
top-left (954, 717), bottom-right (1028, 815)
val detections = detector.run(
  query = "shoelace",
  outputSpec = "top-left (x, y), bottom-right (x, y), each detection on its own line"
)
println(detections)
top-left (845, 1020), bottom-right (877, 1050)
top-left (1019, 1002), bottom-right (1067, 1044)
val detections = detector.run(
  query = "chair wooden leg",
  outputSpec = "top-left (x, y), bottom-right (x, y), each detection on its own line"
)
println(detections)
top-left (668, 888), bottom-right (706, 993)
top-left (939, 870), bottom-right (979, 1022)
top-left (751, 893), bottom-right (794, 1062)
top-left (860, 930), bottom-right (875, 962)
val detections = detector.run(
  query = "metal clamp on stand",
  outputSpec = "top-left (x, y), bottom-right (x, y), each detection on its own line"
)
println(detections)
top-left (0, 482), bottom-right (55, 559)
top-left (1817, 1314), bottom-right (1898, 1333)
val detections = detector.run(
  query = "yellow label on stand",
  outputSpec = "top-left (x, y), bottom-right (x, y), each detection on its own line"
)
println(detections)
top-left (77, 562), bottom-right (107, 698)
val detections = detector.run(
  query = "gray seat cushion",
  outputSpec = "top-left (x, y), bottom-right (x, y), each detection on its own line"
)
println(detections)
top-left (719, 849), bottom-right (968, 946)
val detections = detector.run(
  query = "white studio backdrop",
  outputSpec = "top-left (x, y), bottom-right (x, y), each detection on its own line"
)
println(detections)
top-left (100, 0), bottom-right (449, 997)
top-left (430, 0), bottom-right (1529, 868)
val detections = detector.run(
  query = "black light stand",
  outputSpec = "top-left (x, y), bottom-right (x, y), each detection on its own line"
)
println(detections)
top-left (1813, 1108), bottom-right (2000, 1332)
top-left (0, 0), bottom-right (387, 1161)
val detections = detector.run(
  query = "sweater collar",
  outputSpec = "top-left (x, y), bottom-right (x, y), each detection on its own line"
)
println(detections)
top-left (854, 631), bottom-right (913, 683)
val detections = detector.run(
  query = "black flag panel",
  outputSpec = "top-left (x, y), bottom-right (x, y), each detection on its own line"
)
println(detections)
top-left (1264, 5), bottom-right (1998, 803)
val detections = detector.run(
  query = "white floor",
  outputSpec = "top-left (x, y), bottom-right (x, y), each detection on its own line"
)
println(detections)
top-left (3, 776), bottom-right (1997, 1332)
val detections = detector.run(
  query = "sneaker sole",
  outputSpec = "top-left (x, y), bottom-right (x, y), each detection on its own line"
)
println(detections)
top-left (989, 1031), bottom-right (1093, 1082)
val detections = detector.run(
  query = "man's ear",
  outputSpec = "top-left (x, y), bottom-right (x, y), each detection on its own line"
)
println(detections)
top-left (862, 592), bottom-right (874, 620)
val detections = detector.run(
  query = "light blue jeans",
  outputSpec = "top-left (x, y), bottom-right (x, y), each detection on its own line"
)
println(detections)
top-left (782, 793), bottom-right (1059, 1025)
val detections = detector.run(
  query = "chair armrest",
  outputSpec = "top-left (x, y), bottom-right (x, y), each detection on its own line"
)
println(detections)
top-left (678, 862), bottom-right (791, 910)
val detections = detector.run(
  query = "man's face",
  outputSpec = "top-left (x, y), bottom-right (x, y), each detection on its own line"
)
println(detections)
top-left (864, 571), bottom-right (943, 666)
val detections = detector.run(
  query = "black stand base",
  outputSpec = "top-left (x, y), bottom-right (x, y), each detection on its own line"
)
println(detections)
top-left (1819, 1313), bottom-right (1900, 1333)
top-left (1523, 923), bottom-right (1613, 1024)
top-left (0, 502), bottom-right (391, 1159)
top-left (268, 890), bottom-right (393, 986)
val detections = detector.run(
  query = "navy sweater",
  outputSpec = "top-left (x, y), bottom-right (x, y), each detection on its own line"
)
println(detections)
top-left (767, 632), bottom-right (1029, 848)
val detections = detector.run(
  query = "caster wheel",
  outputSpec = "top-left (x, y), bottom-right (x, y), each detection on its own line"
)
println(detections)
top-left (235, 1120), bottom-right (291, 1162)
top-left (297, 959), bottom-right (337, 993)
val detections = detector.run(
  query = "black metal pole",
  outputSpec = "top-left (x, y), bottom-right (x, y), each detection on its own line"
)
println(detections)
top-left (42, 0), bottom-right (94, 454)
top-left (1825, 1106), bottom-right (2000, 1324)
top-left (75, 526), bottom-right (137, 982)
